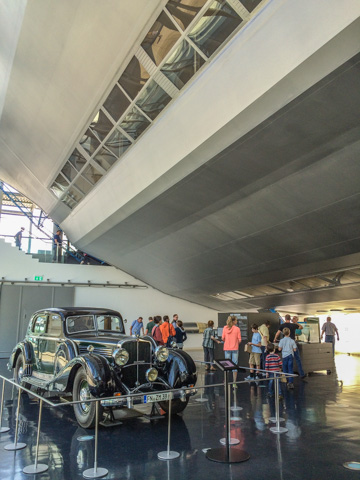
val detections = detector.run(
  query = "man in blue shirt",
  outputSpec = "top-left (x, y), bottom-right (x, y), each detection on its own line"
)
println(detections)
top-left (245, 324), bottom-right (262, 380)
top-left (130, 317), bottom-right (144, 336)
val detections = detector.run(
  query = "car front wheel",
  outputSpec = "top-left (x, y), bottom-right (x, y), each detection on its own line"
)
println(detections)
top-left (14, 353), bottom-right (31, 394)
top-left (73, 368), bottom-right (102, 429)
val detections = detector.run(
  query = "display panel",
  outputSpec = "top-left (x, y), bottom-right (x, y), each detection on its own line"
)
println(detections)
top-left (214, 358), bottom-right (238, 371)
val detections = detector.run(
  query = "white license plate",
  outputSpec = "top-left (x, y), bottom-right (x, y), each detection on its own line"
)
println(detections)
top-left (144, 392), bottom-right (172, 403)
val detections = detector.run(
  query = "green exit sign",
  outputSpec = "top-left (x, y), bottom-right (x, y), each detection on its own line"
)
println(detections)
top-left (34, 276), bottom-right (43, 281)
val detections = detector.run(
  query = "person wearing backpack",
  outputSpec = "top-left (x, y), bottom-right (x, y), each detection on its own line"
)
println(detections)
top-left (160, 315), bottom-right (176, 346)
top-left (152, 316), bottom-right (164, 345)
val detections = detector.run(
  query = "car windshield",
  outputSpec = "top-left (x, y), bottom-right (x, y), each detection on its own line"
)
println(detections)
top-left (96, 315), bottom-right (124, 333)
top-left (66, 315), bottom-right (96, 334)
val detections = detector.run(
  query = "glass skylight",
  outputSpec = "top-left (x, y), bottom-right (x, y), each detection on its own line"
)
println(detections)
top-left (50, 0), bottom-right (267, 209)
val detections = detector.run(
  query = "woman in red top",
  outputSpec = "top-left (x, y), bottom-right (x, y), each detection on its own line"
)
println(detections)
top-left (222, 316), bottom-right (242, 385)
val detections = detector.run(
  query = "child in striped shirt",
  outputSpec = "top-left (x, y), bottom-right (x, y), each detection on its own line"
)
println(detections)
top-left (265, 343), bottom-right (282, 398)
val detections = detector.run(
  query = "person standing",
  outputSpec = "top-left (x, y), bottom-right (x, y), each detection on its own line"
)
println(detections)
top-left (291, 316), bottom-right (306, 378)
top-left (14, 227), bottom-right (25, 250)
top-left (145, 317), bottom-right (155, 336)
top-left (202, 320), bottom-right (221, 371)
top-left (129, 317), bottom-right (144, 336)
top-left (259, 320), bottom-right (271, 374)
top-left (265, 343), bottom-right (283, 398)
top-left (321, 316), bottom-right (339, 356)
top-left (53, 229), bottom-right (62, 262)
top-left (160, 315), bottom-right (176, 346)
top-left (278, 327), bottom-right (297, 389)
top-left (274, 314), bottom-right (306, 379)
top-left (174, 320), bottom-right (187, 349)
top-left (151, 316), bottom-right (164, 345)
top-left (222, 316), bottom-right (241, 385)
top-left (245, 324), bottom-right (262, 380)
top-left (172, 314), bottom-right (178, 327)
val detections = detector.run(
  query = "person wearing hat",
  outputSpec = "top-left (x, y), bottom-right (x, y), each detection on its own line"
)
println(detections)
top-left (14, 227), bottom-right (25, 250)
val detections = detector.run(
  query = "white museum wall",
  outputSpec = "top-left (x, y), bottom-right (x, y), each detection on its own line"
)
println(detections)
top-left (0, 239), bottom-right (216, 349)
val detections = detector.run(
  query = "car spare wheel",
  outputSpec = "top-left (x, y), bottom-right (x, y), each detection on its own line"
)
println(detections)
top-left (73, 367), bottom-right (102, 428)
top-left (158, 397), bottom-right (189, 415)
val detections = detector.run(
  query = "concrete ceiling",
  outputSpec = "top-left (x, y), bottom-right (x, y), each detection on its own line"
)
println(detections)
top-left (1, 1), bottom-right (360, 316)
top-left (83, 54), bottom-right (360, 313)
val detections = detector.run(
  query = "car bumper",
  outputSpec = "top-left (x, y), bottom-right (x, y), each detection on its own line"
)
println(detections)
top-left (100, 387), bottom-right (197, 407)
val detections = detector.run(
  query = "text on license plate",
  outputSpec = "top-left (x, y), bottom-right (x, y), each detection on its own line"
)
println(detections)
top-left (144, 392), bottom-right (172, 403)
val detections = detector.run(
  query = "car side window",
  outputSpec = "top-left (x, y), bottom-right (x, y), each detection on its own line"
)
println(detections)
top-left (66, 315), bottom-right (95, 334)
top-left (96, 315), bottom-right (124, 332)
top-left (47, 315), bottom-right (63, 337)
top-left (33, 315), bottom-right (48, 335)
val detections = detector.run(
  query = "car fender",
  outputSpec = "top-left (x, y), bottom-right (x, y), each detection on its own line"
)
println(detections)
top-left (164, 350), bottom-right (197, 388)
top-left (8, 341), bottom-right (33, 373)
top-left (64, 354), bottom-right (114, 397)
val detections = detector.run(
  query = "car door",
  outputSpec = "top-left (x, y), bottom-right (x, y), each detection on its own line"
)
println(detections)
top-left (39, 313), bottom-right (63, 376)
top-left (28, 314), bottom-right (48, 375)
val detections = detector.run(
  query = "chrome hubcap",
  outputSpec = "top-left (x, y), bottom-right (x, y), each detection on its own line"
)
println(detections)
top-left (79, 381), bottom-right (91, 413)
top-left (17, 366), bottom-right (23, 383)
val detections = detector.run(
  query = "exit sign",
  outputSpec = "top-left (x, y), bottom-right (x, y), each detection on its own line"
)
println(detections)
top-left (34, 276), bottom-right (43, 281)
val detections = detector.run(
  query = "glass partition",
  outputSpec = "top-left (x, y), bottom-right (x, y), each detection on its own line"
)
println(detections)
top-left (135, 79), bottom-right (172, 120)
top-left (188, 0), bottom-right (242, 58)
top-left (50, 0), bottom-right (268, 209)
top-left (103, 85), bottom-right (131, 122)
top-left (119, 107), bottom-right (151, 139)
top-left (141, 11), bottom-right (181, 65)
top-left (90, 110), bottom-right (114, 141)
top-left (119, 56), bottom-right (150, 100)
top-left (104, 128), bottom-right (132, 158)
top-left (165, 0), bottom-right (208, 30)
top-left (68, 148), bottom-right (87, 172)
top-left (161, 39), bottom-right (205, 89)
top-left (93, 146), bottom-right (118, 172)
top-left (61, 161), bottom-right (78, 183)
top-left (50, 174), bottom-right (69, 198)
top-left (80, 129), bottom-right (101, 156)
top-left (82, 164), bottom-right (103, 185)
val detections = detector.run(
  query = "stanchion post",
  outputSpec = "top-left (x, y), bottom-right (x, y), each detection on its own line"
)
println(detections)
top-left (220, 374), bottom-right (240, 445)
top-left (207, 360), bottom-right (249, 463)
top-left (23, 399), bottom-right (49, 474)
top-left (270, 375), bottom-right (288, 434)
top-left (4, 386), bottom-right (26, 451)
top-left (83, 400), bottom-right (108, 479)
top-left (157, 393), bottom-right (180, 460)
top-left (0, 378), bottom-right (10, 434)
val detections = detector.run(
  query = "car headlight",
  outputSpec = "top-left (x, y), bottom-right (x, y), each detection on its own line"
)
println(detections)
top-left (113, 348), bottom-right (129, 366)
top-left (146, 368), bottom-right (158, 382)
top-left (155, 346), bottom-right (169, 362)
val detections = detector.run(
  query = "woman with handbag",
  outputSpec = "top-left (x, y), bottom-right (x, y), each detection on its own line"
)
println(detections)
top-left (222, 316), bottom-right (242, 386)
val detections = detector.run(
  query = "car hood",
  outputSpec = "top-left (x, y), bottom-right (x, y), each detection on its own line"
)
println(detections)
top-left (69, 333), bottom-right (140, 346)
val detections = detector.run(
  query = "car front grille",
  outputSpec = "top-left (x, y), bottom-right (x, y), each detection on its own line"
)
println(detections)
top-left (121, 339), bottom-right (152, 389)
top-left (79, 346), bottom-right (114, 357)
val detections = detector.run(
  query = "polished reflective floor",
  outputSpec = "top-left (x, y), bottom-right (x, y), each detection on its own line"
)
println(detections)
top-left (0, 353), bottom-right (360, 480)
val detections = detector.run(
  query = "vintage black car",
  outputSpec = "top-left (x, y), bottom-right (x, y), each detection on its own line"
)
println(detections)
top-left (8, 308), bottom-right (197, 428)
